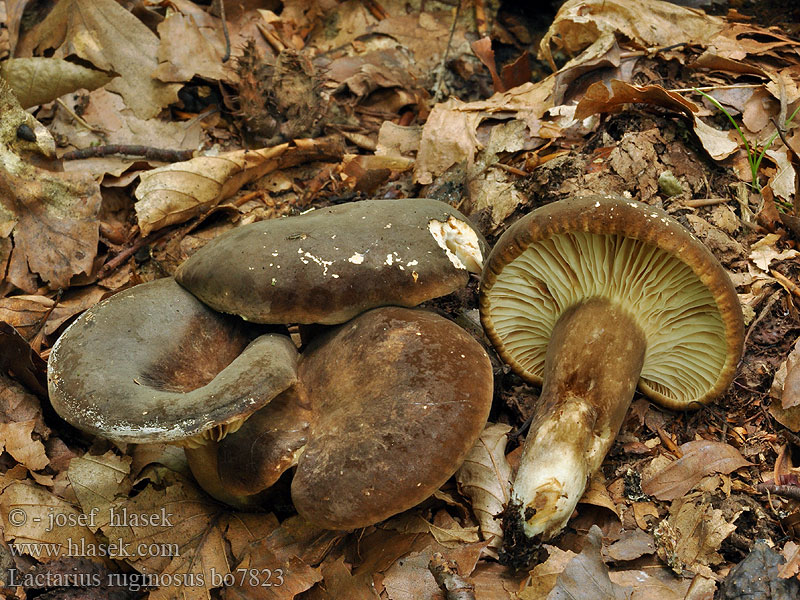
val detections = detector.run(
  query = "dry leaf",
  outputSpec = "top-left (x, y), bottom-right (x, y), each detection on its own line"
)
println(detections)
top-left (779, 541), bottom-right (800, 579)
top-left (20, 0), bottom-right (180, 118)
top-left (154, 12), bottom-right (227, 83)
top-left (606, 529), bottom-right (656, 562)
top-left (0, 83), bottom-right (102, 291)
top-left (456, 422), bottom-right (512, 553)
top-left (608, 567), bottom-right (691, 600)
top-left (0, 373), bottom-right (48, 436)
top-left (1, 57), bottom-right (114, 108)
top-left (134, 138), bottom-right (343, 235)
top-left (540, 0), bottom-right (724, 69)
top-left (749, 233), bottom-right (800, 271)
top-left (641, 440), bottom-right (751, 501)
top-left (68, 451), bottom-right (132, 531)
top-left (519, 545), bottom-right (577, 599)
top-left (0, 420), bottom-right (48, 471)
top-left (0, 295), bottom-right (53, 340)
top-left (0, 479), bottom-right (99, 562)
top-left (547, 525), bottom-right (632, 600)
top-left (655, 493), bottom-right (737, 576)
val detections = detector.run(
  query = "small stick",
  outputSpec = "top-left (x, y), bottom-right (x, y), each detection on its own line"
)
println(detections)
top-left (757, 482), bottom-right (800, 501)
top-left (770, 269), bottom-right (800, 300)
top-left (56, 98), bottom-right (107, 134)
top-left (215, 0), bottom-right (231, 62)
top-left (492, 162), bottom-right (529, 177)
top-left (62, 145), bottom-right (195, 162)
top-left (669, 84), bottom-right (763, 93)
top-left (432, 2), bottom-right (461, 103)
top-left (680, 197), bottom-right (728, 208)
top-left (97, 228), bottom-right (172, 281)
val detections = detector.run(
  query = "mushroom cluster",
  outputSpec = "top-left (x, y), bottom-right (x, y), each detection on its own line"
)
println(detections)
top-left (479, 195), bottom-right (744, 565)
top-left (48, 198), bottom-right (494, 529)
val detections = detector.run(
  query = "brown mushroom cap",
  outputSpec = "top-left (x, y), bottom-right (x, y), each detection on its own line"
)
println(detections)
top-left (174, 198), bottom-right (487, 325)
top-left (291, 307), bottom-right (493, 529)
top-left (204, 307), bottom-right (493, 528)
top-left (216, 386), bottom-right (313, 496)
top-left (47, 278), bottom-right (299, 444)
top-left (480, 195), bottom-right (744, 410)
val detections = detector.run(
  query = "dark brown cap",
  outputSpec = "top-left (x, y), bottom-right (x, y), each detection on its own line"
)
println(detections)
top-left (174, 199), bottom-right (486, 325)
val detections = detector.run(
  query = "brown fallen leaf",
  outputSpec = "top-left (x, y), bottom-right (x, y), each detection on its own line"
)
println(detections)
top-left (19, 0), bottom-right (180, 118)
top-left (608, 567), bottom-right (691, 600)
top-left (0, 82), bottom-right (102, 292)
top-left (654, 493), bottom-right (737, 576)
top-left (0, 295), bottom-right (53, 340)
top-left (606, 529), bottom-right (656, 562)
top-left (779, 541), bottom-right (800, 580)
top-left (641, 440), bottom-right (751, 501)
top-left (0, 478), bottom-right (99, 563)
top-left (547, 525), bottom-right (632, 600)
top-left (0, 373), bottom-right (48, 437)
top-left (0, 57), bottom-right (114, 108)
top-left (0, 420), bottom-right (48, 471)
top-left (68, 451), bottom-right (132, 531)
top-left (519, 545), bottom-right (577, 599)
top-left (456, 423), bottom-right (512, 555)
top-left (539, 0), bottom-right (725, 70)
top-left (134, 137), bottom-right (343, 235)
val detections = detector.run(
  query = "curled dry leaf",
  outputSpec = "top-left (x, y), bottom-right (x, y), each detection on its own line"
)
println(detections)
top-left (0, 57), bottom-right (114, 109)
top-left (641, 440), bottom-right (751, 501)
top-left (134, 138), bottom-right (343, 235)
top-left (539, 0), bottom-right (724, 70)
top-left (573, 79), bottom-right (739, 161)
top-left (456, 423), bottom-right (512, 554)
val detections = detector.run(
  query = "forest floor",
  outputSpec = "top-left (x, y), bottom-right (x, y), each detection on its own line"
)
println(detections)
top-left (2, 0), bottom-right (800, 598)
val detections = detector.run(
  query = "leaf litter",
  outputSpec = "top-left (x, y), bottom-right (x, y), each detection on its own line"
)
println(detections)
top-left (2, 0), bottom-right (800, 598)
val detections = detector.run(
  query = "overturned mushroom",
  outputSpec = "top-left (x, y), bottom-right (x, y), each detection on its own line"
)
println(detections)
top-left (191, 306), bottom-right (494, 529)
top-left (175, 198), bottom-right (486, 324)
top-left (47, 278), bottom-right (299, 446)
top-left (479, 195), bottom-right (743, 565)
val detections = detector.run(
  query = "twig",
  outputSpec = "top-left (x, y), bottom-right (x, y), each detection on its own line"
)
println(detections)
top-left (757, 482), bottom-right (800, 501)
top-left (97, 228), bottom-right (172, 281)
top-left (56, 98), bottom-right (107, 135)
top-left (62, 145), bottom-right (195, 162)
top-left (432, 1), bottom-right (461, 103)
top-left (215, 0), bottom-right (231, 62)
top-left (680, 197), bottom-right (728, 208)
top-left (669, 84), bottom-right (763, 93)
top-left (770, 269), bottom-right (800, 301)
top-left (428, 553), bottom-right (476, 600)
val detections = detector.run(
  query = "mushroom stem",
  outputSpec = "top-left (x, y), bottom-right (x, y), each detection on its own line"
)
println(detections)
top-left (504, 297), bottom-right (646, 559)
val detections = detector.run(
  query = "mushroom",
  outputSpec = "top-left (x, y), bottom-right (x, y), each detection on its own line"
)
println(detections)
top-left (47, 278), bottom-right (299, 447)
top-left (190, 306), bottom-right (494, 529)
top-left (478, 195), bottom-right (744, 564)
top-left (174, 198), bottom-right (486, 324)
